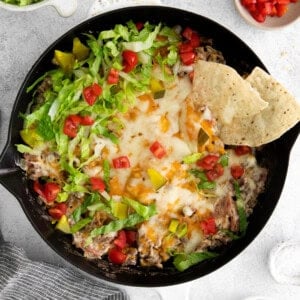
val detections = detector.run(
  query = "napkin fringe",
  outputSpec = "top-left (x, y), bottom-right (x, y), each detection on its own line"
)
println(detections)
top-left (0, 242), bottom-right (129, 300)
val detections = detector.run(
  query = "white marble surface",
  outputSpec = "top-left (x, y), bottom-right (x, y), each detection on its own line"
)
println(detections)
top-left (0, 1), bottom-right (299, 299)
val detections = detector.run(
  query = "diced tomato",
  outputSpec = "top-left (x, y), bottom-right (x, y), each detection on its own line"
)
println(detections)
top-left (135, 22), bottom-right (144, 31)
top-left (197, 154), bottom-right (219, 170)
top-left (179, 42), bottom-right (194, 54)
top-left (63, 115), bottom-right (81, 138)
top-left (182, 27), bottom-right (194, 40)
top-left (234, 145), bottom-right (252, 156)
top-left (43, 182), bottom-right (60, 203)
top-left (83, 83), bottom-right (102, 106)
top-left (122, 50), bottom-right (138, 73)
top-left (113, 230), bottom-right (127, 249)
top-left (112, 156), bottom-right (131, 169)
top-left (270, 6), bottom-right (278, 16)
top-left (68, 114), bottom-right (82, 125)
top-left (107, 68), bottom-right (119, 84)
top-left (108, 247), bottom-right (127, 265)
top-left (200, 217), bottom-right (217, 235)
top-left (90, 177), bottom-right (105, 192)
top-left (260, 2), bottom-right (274, 14)
top-left (246, 3), bottom-right (258, 11)
top-left (276, 3), bottom-right (288, 16)
top-left (33, 180), bottom-right (45, 198)
top-left (48, 203), bottom-right (67, 220)
top-left (241, 0), bottom-right (296, 22)
top-left (190, 32), bottom-right (200, 48)
top-left (251, 10), bottom-right (267, 22)
top-left (91, 82), bottom-right (102, 96)
top-left (80, 115), bottom-right (94, 126)
top-left (149, 141), bottom-right (167, 159)
top-left (180, 51), bottom-right (196, 65)
top-left (277, 0), bottom-right (290, 4)
top-left (231, 165), bottom-right (245, 179)
top-left (205, 163), bottom-right (224, 181)
top-left (125, 230), bottom-right (137, 245)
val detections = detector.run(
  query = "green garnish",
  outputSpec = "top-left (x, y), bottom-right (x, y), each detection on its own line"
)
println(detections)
top-left (70, 217), bottom-right (93, 234)
top-left (173, 251), bottom-right (218, 272)
top-left (219, 153), bottom-right (229, 167)
top-left (183, 153), bottom-right (203, 164)
top-left (233, 180), bottom-right (248, 236)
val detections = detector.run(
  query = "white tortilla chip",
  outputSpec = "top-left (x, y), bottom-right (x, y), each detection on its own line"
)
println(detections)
top-left (191, 60), bottom-right (268, 124)
top-left (219, 67), bottom-right (300, 146)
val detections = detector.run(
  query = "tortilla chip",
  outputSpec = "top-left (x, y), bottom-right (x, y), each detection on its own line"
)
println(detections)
top-left (191, 60), bottom-right (268, 124)
top-left (219, 67), bottom-right (300, 146)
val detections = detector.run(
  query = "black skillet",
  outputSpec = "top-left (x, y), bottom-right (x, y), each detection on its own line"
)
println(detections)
top-left (0, 6), bottom-right (299, 286)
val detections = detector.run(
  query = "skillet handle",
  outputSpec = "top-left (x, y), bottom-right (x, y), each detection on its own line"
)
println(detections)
top-left (0, 143), bottom-right (24, 197)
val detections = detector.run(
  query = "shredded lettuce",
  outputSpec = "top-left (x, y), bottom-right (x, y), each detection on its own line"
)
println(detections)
top-left (173, 251), bottom-right (218, 272)
top-left (122, 197), bottom-right (156, 219)
top-left (15, 144), bottom-right (33, 154)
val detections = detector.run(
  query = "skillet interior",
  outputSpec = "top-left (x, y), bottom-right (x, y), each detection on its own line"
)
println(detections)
top-left (0, 6), bottom-right (299, 286)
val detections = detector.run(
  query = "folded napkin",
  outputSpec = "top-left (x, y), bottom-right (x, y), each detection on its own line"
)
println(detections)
top-left (0, 239), bottom-right (128, 300)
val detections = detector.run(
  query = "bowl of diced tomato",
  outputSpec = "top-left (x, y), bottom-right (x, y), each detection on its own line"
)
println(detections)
top-left (235, 0), bottom-right (300, 29)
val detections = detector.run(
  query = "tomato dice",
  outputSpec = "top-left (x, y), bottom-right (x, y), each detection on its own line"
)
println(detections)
top-left (112, 156), bottom-right (131, 169)
top-left (206, 163), bottom-right (224, 182)
top-left (276, 3), bottom-right (288, 16)
top-left (122, 50), bottom-right (138, 73)
top-left (241, 0), bottom-right (296, 23)
top-left (125, 230), bottom-right (137, 245)
top-left (179, 42), bottom-right (194, 54)
top-left (179, 27), bottom-right (200, 65)
top-left (135, 22), bottom-right (144, 31)
top-left (63, 114), bottom-right (82, 138)
top-left (234, 145), bottom-right (252, 156)
top-left (90, 177), bottom-right (105, 192)
top-left (180, 51), bottom-right (196, 65)
top-left (190, 32), bottom-right (201, 48)
top-left (231, 165), bottom-right (245, 179)
top-left (108, 247), bottom-right (127, 265)
top-left (107, 68), bottom-right (119, 84)
top-left (33, 181), bottom-right (60, 203)
top-left (83, 83), bottom-right (102, 106)
top-left (197, 154), bottom-right (219, 170)
top-left (80, 115), bottom-right (94, 126)
top-left (33, 180), bottom-right (45, 198)
top-left (149, 141), bottom-right (167, 159)
top-left (113, 230), bottom-right (127, 249)
top-left (48, 203), bottom-right (67, 220)
top-left (200, 217), bottom-right (217, 235)
top-left (43, 182), bottom-right (60, 203)
top-left (251, 10), bottom-right (267, 22)
top-left (182, 27), bottom-right (194, 40)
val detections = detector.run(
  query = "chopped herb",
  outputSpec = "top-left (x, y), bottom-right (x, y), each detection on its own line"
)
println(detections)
top-left (233, 180), bottom-right (248, 236)
top-left (219, 153), bottom-right (229, 167)
top-left (197, 181), bottom-right (216, 190)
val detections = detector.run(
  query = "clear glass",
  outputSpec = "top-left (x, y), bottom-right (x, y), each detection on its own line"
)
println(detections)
top-left (268, 241), bottom-right (300, 285)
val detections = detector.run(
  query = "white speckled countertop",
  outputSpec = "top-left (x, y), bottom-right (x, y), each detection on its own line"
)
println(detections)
top-left (0, 1), bottom-right (299, 299)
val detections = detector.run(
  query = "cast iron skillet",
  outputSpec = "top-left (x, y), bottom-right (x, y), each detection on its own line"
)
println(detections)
top-left (0, 6), bottom-right (299, 286)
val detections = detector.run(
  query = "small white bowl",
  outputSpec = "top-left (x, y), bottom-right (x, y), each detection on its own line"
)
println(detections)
top-left (0, 0), bottom-right (77, 17)
top-left (234, 0), bottom-right (300, 30)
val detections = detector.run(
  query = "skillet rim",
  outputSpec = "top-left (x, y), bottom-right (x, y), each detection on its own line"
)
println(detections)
top-left (0, 5), bottom-right (299, 287)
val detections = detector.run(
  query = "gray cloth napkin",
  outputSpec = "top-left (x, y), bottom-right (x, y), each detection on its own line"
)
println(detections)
top-left (0, 239), bottom-right (128, 300)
